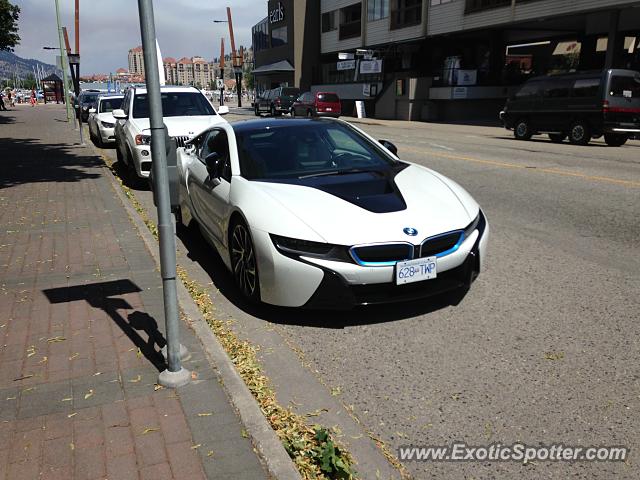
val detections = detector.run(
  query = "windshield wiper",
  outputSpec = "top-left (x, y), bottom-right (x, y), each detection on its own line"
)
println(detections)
top-left (298, 168), bottom-right (374, 179)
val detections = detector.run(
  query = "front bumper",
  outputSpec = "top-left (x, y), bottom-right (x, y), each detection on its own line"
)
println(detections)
top-left (132, 145), bottom-right (152, 178)
top-left (254, 211), bottom-right (489, 309)
top-left (98, 126), bottom-right (116, 143)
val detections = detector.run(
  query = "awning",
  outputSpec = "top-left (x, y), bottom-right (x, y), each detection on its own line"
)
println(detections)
top-left (252, 60), bottom-right (294, 75)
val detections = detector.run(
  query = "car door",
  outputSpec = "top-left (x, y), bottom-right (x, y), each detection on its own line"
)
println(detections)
top-left (187, 128), bottom-right (232, 243)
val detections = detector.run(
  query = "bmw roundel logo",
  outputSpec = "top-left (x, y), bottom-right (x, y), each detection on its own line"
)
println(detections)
top-left (403, 227), bottom-right (418, 237)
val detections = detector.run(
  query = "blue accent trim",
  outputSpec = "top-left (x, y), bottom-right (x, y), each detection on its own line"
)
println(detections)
top-left (423, 231), bottom-right (465, 259)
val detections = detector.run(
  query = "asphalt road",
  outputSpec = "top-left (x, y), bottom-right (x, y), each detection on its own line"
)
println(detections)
top-left (100, 113), bottom-right (639, 479)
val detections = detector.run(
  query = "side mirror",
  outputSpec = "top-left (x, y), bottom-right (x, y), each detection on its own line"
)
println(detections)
top-left (88, 108), bottom-right (96, 114)
top-left (218, 105), bottom-right (229, 115)
top-left (184, 143), bottom-right (196, 154)
top-left (112, 109), bottom-right (127, 120)
top-left (204, 152), bottom-right (224, 178)
top-left (379, 139), bottom-right (398, 156)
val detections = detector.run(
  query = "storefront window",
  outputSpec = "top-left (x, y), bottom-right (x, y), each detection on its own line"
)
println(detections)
top-left (322, 11), bottom-right (337, 33)
top-left (390, 0), bottom-right (422, 30)
top-left (271, 26), bottom-right (288, 47)
top-left (368, 0), bottom-right (389, 21)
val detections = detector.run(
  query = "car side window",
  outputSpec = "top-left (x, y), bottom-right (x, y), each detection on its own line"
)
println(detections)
top-left (200, 130), bottom-right (231, 181)
top-left (515, 82), bottom-right (539, 98)
top-left (122, 90), bottom-right (131, 116)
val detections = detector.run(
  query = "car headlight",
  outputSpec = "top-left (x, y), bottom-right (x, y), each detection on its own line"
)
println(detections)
top-left (135, 134), bottom-right (151, 145)
top-left (270, 234), bottom-right (352, 263)
top-left (101, 121), bottom-right (115, 128)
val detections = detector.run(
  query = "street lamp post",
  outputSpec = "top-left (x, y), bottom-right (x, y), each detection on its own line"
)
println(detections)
top-left (52, 0), bottom-right (72, 122)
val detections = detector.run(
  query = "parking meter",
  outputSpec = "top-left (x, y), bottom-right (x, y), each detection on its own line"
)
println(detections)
top-left (150, 125), bottom-right (179, 212)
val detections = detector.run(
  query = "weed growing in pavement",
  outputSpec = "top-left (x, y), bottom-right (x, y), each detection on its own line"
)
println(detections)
top-left (102, 155), bottom-right (357, 480)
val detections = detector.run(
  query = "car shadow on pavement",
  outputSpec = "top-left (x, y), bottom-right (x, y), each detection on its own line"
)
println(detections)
top-left (0, 137), bottom-right (102, 189)
top-left (108, 158), bottom-right (150, 191)
top-left (494, 136), bottom-right (611, 147)
top-left (0, 114), bottom-right (17, 125)
top-left (177, 225), bottom-right (464, 328)
top-left (43, 279), bottom-right (167, 370)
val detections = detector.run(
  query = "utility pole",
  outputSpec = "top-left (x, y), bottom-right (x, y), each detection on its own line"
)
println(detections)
top-left (137, 0), bottom-right (190, 388)
top-left (63, 26), bottom-right (84, 145)
top-left (219, 38), bottom-right (225, 106)
top-left (54, 0), bottom-right (72, 122)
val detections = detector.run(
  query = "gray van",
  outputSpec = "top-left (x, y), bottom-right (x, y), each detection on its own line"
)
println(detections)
top-left (501, 69), bottom-right (640, 146)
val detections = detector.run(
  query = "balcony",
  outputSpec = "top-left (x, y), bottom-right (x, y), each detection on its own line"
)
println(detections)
top-left (339, 20), bottom-right (361, 40)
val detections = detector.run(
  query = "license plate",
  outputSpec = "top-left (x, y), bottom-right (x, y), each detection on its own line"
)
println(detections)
top-left (396, 257), bottom-right (437, 285)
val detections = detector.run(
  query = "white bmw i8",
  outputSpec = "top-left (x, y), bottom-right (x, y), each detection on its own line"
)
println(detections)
top-left (176, 117), bottom-right (489, 309)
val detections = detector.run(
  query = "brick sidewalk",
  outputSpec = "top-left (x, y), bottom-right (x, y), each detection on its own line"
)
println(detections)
top-left (0, 105), bottom-right (269, 479)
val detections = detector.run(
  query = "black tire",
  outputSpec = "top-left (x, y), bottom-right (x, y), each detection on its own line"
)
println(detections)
top-left (229, 219), bottom-right (260, 302)
top-left (568, 120), bottom-right (591, 145)
top-left (604, 133), bottom-right (628, 147)
top-left (548, 133), bottom-right (566, 143)
top-left (290, 108), bottom-right (296, 117)
top-left (270, 105), bottom-right (276, 117)
top-left (254, 105), bottom-right (260, 116)
top-left (115, 143), bottom-right (124, 165)
top-left (514, 118), bottom-right (533, 140)
top-left (307, 109), bottom-right (313, 118)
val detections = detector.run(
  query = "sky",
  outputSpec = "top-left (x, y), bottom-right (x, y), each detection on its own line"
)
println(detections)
top-left (12, 0), bottom-right (262, 74)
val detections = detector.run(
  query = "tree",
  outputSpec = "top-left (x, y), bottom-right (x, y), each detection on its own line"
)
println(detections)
top-left (0, 0), bottom-right (20, 52)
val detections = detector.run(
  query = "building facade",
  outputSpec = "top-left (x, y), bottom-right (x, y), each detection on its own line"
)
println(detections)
top-left (251, 0), bottom-right (321, 94)
top-left (128, 46), bottom-right (145, 77)
top-left (163, 57), bottom-right (217, 88)
top-left (309, 0), bottom-right (640, 120)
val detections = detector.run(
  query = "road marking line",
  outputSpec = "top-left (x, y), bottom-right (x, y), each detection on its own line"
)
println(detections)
top-left (403, 147), bottom-right (640, 188)
top-left (429, 143), bottom-right (455, 151)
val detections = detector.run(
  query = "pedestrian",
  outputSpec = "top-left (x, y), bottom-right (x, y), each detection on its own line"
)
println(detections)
top-left (7, 90), bottom-right (13, 108)
top-left (0, 92), bottom-right (6, 111)
top-left (30, 89), bottom-right (37, 107)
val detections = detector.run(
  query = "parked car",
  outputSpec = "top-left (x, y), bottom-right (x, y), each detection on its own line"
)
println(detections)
top-left (113, 85), bottom-right (229, 179)
top-left (175, 117), bottom-right (488, 308)
top-left (501, 68), bottom-right (640, 146)
top-left (291, 92), bottom-right (341, 118)
top-left (87, 94), bottom-right (124, 147)
top-left (75, 91), bottom-right (100, 121)
top-left (254, 87), bottom-right (300, 116)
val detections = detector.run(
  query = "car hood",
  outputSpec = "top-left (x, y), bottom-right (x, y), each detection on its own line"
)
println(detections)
top-left (97, 112), bottom-right (116, 123)
top-left (134, 115), bottom-right (228, 137)
top-left (251, 164), bottom-right (478, 246)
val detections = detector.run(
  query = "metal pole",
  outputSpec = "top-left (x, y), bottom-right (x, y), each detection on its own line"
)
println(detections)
top-left (54, 0), bottom-right (72, 122)
top-left (137, 0), bottom-right (190, 388)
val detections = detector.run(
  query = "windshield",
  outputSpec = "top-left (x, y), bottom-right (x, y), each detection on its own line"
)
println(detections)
top-left (608, 73), bottom-right (640, 99)
top-left (132, 92), bottom-right (215, 118)
top-left (235, 121), bottom-right (397, 180)
top-left (100, 97), bottom-right (123, 113)
top-left (280, 88), bottom-right (300, 99)
top-left (81, 93), bottom-right (98, 104)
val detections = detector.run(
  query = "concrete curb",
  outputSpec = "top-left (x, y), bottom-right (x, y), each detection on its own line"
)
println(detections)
top-left (92, 142), bottom-right (301, 480)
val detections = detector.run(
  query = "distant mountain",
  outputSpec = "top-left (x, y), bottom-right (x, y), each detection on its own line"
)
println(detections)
top-left (0, 51), bottom-right (60, 81)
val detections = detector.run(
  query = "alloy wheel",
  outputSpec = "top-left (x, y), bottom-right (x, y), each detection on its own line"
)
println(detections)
top-left (231, 223), bottom-right (258, 299)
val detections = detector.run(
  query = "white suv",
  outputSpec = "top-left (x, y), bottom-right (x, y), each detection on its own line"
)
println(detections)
top-left (113, 86), bottom-right (228, 179)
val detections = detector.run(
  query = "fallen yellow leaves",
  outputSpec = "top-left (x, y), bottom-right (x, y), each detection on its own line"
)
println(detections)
top-left (47, 336), bottom-right (66, 343)
top-left (84, 389), bottom-right (94, 400)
